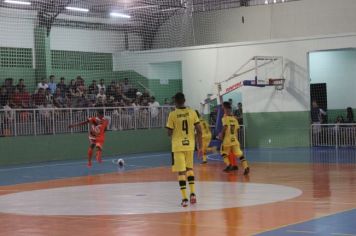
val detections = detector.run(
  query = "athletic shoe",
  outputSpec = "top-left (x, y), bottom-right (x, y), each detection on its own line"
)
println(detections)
top-left (190, 193), bottom-right (197, 204)
top-left (232, 166), bottom-right (239, 171)
top-left (201, 161), bottom-right (208, 164)
top-left (243, 167), bottom-right (250, 176)
top-left (87, 162), bottom-right (92, 168)
top-left (181, 199), bottom-right (189, 207)
top-left (223, 165), bottom-right (233, 172)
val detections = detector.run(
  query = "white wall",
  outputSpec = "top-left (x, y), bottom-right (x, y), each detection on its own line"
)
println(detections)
top-left (0, 8), bottom-right (141, 54)
top-left (0, 8), bottom-right (35, 49)
top-left (153, 0), bottom-right (356, 47)
top-left (114, 33), bottom-right (356, 113)
top-left (309, 49), bottom-right (356, 109)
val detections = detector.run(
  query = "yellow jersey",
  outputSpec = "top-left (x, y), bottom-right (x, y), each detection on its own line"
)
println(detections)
top-left (199, 118), bottom-right (212, 139)
top-left (166, 107), bottom-right (200, 152)
top-left (222, 115), bottom-right (239, 146)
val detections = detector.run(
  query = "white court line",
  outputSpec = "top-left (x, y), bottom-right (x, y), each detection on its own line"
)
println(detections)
top-left (0, 153), bottom-right (169, 172)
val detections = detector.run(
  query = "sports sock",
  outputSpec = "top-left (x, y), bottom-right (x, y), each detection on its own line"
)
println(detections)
top-left (96, 148), bottom-right (102, 163)
top-left (223, 154), bottom-right (230, 166)
top-left (87, 147), bottom-right (93, 165)
top-left (178, 175), bottom-right (188, 200)
top-left (240, 156), bottom-right (249, 169)
top-left (229, 153), bottom-right (237, 166)
top-left (187, 170), bottom-right (195, 194)
top-left (202, 152), bottom-right (207, 162)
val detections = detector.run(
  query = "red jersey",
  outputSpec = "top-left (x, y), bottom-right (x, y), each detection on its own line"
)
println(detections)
top-left (88, 116), bottom-right (108, 143)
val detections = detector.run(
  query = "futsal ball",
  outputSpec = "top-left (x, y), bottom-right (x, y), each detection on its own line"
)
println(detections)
top-left (117, 158), bottom-right (125, 167)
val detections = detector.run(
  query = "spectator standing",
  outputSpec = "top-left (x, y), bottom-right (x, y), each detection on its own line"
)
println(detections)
top-left (37, 78), bottom-right (49, 91)
top-left (97, 79), bottom-right (106, 93)
top-left (164, 98), bottom-right (170, 105)
top-left (19, 87), bottom-right (31, 108)
top-left (96, 88), bottom-right (107, 104)
top-left (10, 88), bottom-right (22, 108)
top-left (311, 100), bottom-right (327, 124)
top-left (122, 78), bottom-right (132, 94)
top-left (107, 80), bottom-right (117, 98)
top-left (32, 88), bottom-right (46, 107)
top-left (346, 107), bottom-right (354, 123)
top-left (48, 75), bottom-right (57, 94)
top-left (16, 79), bottom-right (26, 92)
top-left (149, 96), bottom-right (160, 118)
top-left (45, 88), bottom-right (53, 105)
top-left (3, 78), bottom-right (15, 96)
top-left (68, 79), bottom-right (77, 97)
top-left (57, 77), bottom-right (67, 95)
top-left (88, 80), bottom-right (99, 96)
top-left (0, 87), bottom-right (9, 108)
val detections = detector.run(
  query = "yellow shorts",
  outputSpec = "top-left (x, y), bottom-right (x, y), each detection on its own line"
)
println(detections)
top-left (171, 151), bottom-right (194, 172)
top-left (221, 144), bottom-right (243, 158)
top-left (202, 136), bottom-right (211, 153)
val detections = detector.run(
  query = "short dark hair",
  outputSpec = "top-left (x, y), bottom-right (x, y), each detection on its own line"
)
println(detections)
top-left (174, 92), bottom-right (185, 105)
top-left (60, 77), bottom-right (65, 80)
top-left (223, 101), bottom-right (232, 110)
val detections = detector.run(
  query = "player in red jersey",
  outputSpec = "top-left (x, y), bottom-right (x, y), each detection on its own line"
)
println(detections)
top-left (69, 109), bottom-right (109, 167)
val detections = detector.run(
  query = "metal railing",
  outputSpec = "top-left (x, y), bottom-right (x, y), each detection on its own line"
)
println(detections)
top-left (0, 106), bottom-right (174, 137)
top-left (311, 123), bottom-right (356, 147)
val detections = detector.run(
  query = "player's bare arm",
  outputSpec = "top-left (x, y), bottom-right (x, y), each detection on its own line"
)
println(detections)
top-left (166, 127), bottom-right (173, 137)
top-left (68, 120), bottom-right (89, 129)
top-left (195, 123), bottom-right (203, 157)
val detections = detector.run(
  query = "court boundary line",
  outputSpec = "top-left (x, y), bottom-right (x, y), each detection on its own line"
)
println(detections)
top-left (252, 208), bottom-right (356, 236)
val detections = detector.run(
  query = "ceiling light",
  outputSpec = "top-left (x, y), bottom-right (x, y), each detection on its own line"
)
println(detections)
top-left (110, 12), bottom-right (131, 18)
top-left (65, 6), bottom-right (89, 12)
top-left (274, 0), bottom-right (277, 3)
top-left (265, 0), bottom-right (268, 4)
top-left (4, 0), bottom-right (31, 5)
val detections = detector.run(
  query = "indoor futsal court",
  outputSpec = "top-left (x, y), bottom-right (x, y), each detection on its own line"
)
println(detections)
top-left (1, 0), bottom-right (356, 235)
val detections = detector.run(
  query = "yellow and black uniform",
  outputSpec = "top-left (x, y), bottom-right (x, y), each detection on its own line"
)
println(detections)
top-left (199, 118), bottom-right (213, 162)
top-left (221, 115), bottom-right (249, 173)
top-left (166, 107), bottom-right (200, 172)
top-left (221, 115), bottom-right (243, 158)
top-left (166, 107), bottom-right (200, 203)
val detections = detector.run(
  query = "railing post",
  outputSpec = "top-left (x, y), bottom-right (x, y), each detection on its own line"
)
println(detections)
top-left (134, 107), bottom-right (137, 130)
top-left (70, 108), bottom-right (73, 134)
top-left (13, 110), bottom-right (17, 137)
top-left (33, 110), bottom-right (37, 136)
top-left (310, 124), bottom-right (313, 147)
top-left (161, 107), bottom-right (165, 128)
top-left (335, 124), bottom-right (339, 149)
top-left (148, 107), bottom-right (151, 129)
top-left (52, 108), bottom-right (56, 135)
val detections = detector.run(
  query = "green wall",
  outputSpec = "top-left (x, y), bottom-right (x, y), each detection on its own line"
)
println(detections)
top-left (0, 129), bottom-right (170, 166)
top-left (148, 79), bottom-right (182, 103)
top-left (245, 111), bottom-right (310, 148)
top-left (0, 47), bottom-right (35, 91)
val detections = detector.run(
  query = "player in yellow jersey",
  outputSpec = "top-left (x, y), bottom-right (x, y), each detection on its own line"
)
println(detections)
top-left (195, 110), bottom-right (217, 164)
top-left (166, 92), bottom-right (203, 207)
top-left (220, 102), bottom-right (250, 175)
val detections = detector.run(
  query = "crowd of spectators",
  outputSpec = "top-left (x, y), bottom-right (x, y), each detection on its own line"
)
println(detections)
top-left (0, 76), bottom-right (172, 110)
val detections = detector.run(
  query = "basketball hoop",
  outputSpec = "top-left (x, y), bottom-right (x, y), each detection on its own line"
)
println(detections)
top-left (268, 78), bottom-right (286, 91)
